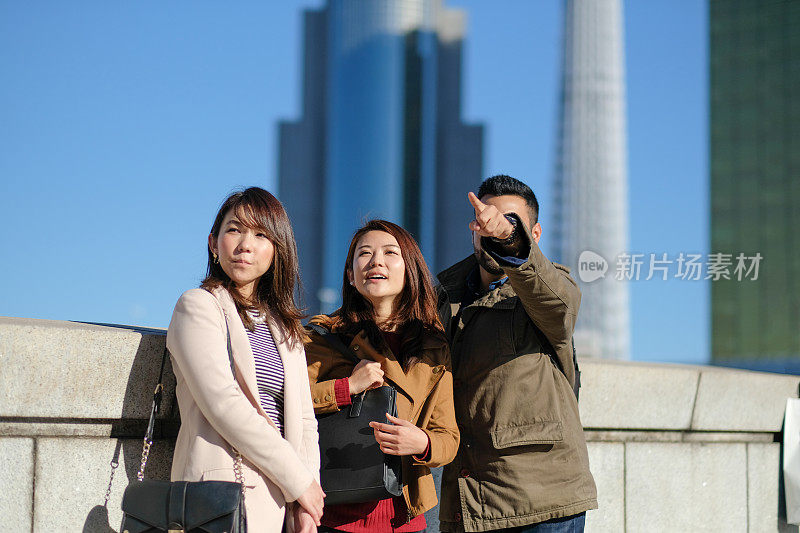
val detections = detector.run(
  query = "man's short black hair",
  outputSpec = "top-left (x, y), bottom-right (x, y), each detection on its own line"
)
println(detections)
top-left (477, 174), bottom-right (539, 223)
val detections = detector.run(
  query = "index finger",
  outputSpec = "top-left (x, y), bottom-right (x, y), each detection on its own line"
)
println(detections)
top-left (369, 421), bottom-right (397, 433)
top-left (385, 413), bottom-right (409, 425)
top-left (468, 191), bottom-right (486, 214)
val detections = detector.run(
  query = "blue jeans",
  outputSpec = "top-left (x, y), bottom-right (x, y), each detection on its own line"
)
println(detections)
top-left (497, 512), bottom-right (586, 533)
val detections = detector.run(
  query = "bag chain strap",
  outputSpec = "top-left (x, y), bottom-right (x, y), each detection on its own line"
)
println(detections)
top-left (233, 451), bottom-right (245, 489)
top-left (225, 314), bottom-right (247, 494)
top-left (137, 314), bottom-right (246, 496)
top-left (136, 439), bottom-right (151, 482)
top-left (137, 357), bottom-right (165, 481)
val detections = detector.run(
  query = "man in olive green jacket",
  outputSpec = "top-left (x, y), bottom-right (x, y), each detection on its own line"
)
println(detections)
top-left (436, 175), bottom-right (597, 532)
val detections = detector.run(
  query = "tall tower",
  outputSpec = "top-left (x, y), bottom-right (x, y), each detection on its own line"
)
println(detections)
top-left (279, 0), bottom-right (483, 313)
top-left (710, 0), bottom-right (800, 373)
top-left (552, 0), bottom-right (630, 359)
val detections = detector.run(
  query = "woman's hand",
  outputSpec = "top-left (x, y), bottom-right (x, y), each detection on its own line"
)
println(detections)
top-left (292, 503), bottom-right (318, 533)
top-left (295, 480), bottom-right (325, 526)
top-left (369, 413), bottom-right (430, 456)
top-left (349, 359), bottom-right (384, 394)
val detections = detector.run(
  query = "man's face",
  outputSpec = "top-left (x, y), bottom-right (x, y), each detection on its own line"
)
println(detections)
top-left (472, 194), bottom-right (541, 274)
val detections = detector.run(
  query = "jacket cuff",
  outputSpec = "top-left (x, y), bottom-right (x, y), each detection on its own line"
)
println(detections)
top-left (281, 471), bottom-right (315, 503)
top-left (412, 434), bottom-right (431, 463)
top-left (481, 213), bottom-right (531, 266)
top-left (334, 378), bottom-right (352, 407)
top-left (311, 379), bottom-right (338, 413)
top-left (412, 428), bottom-right (441, 466)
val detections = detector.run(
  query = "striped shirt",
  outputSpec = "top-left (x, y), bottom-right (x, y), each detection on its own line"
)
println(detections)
top-left (245, 313), bottom-right (285, 435)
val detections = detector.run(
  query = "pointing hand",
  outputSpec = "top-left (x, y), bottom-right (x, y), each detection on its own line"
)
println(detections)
top-left (468, 192), bottom-right (514, 240)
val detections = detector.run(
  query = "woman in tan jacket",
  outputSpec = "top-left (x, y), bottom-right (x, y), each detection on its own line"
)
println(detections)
top-left (305, 219), bottom-right (459, 532)
top-left (167, 187), bottom-right (323, 532)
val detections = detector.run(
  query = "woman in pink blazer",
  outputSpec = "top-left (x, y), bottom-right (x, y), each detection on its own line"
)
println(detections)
top-left (167, 187), bottom-right (324, 532)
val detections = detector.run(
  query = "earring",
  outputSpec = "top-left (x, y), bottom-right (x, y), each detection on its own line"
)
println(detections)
top-left (212, 252), bottom-right (219, 264)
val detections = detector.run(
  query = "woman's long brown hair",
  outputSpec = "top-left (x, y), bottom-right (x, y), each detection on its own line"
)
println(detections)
top-left (331, 220), bottom-right (444, 367)
top-left (201, 187), bottom-right (306, 344)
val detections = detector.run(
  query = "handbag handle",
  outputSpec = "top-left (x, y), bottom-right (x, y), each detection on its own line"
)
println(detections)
top-left (307, 323), bottom-right (361, 364)
top-left (137, 315), bottom-right (244, 488)
top-left (308, 323), bottom-right (388, 418)
top-left (136, 346), bottom-right (169, 481)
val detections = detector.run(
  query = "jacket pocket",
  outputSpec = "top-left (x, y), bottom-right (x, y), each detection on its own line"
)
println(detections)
top-left (200, 467), bottom-right (258, 488)
top-left (483, 353), bottom-right (568, 449)
top-left (491, 420), bottom-right (563, 449)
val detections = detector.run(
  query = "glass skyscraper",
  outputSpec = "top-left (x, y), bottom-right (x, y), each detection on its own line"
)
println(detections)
top-left (279, 0), bottom-right (483, 313)
top-left (552, 0), bottom-right (630, 360)
top-left (710, 0), bottom-right (800, 373)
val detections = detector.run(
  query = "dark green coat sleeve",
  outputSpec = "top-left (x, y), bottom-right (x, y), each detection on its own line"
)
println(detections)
top-left (482, 222), bottom-right (581, 385)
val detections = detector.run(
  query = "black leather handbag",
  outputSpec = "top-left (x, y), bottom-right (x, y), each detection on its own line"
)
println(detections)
top-left (120, 323), bottom-right (247, 532)
top-left (120, 479), bottom-right (245, 532)
top-left (309, 324), bottom-right (403, 506)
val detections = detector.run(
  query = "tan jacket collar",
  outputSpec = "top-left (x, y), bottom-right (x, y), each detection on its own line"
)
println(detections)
top-left (309, 314), bottom-right (448, 408)
top-left (347, 331), bottom-right (446, 411)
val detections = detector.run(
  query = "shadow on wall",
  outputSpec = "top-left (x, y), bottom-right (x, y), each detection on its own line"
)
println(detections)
top-left (78, 328), bottom-right (179, 532)
top-left (82, 506), bottom-right (116, 533)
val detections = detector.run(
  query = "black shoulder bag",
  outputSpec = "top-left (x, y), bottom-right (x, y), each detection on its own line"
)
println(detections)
top-left (120, 323), bottom-right (247, 532)
top-left (308, 324), bottom-right (403, 506)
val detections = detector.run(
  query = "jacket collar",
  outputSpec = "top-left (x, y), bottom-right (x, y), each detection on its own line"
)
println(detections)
top-left (308, 314), bottom-right (448, 352)
top-left (437, 254), bottom-right (477, 303)
top-left (348, 331), bottom-right (446, 410)
top-left (437, 255), bottom-right (518, 310)
top-left (309, 314), bottom-right (448, 408)
top-left (471, 278), bottom-right (518, 310)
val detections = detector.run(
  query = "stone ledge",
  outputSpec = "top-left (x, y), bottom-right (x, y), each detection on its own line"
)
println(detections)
top-left (2, 317), bottom-right (797, 435)
top-left (585, 430), bottom-right (774, 443)
top-left (0, 419), bottom-right (180, 438)
top-left (579, 358), bottom-right (799, 432)
top-left (579, 359), bottom-right (699, 430)
top-left (0, 317), bottom-right (176, 420)
top-left (692, 368), bottom-right (800, 431)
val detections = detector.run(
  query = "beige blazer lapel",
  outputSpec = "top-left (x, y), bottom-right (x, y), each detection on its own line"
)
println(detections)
top-left (265, 310), bottom-right (302, 448)
top-left (213, 288), bottom-right (259, 397)
top-left (211, 287), bottom-right (282, 428)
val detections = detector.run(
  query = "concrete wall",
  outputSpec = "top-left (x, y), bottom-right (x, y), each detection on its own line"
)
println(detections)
top-left (1, 316), bottom-right (797, 532)
top-left (579, 359), bottom-right (798, 532)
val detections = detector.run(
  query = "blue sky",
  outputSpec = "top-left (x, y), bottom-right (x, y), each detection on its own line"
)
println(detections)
top-left (0, 1), bottom-right (708, 364)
